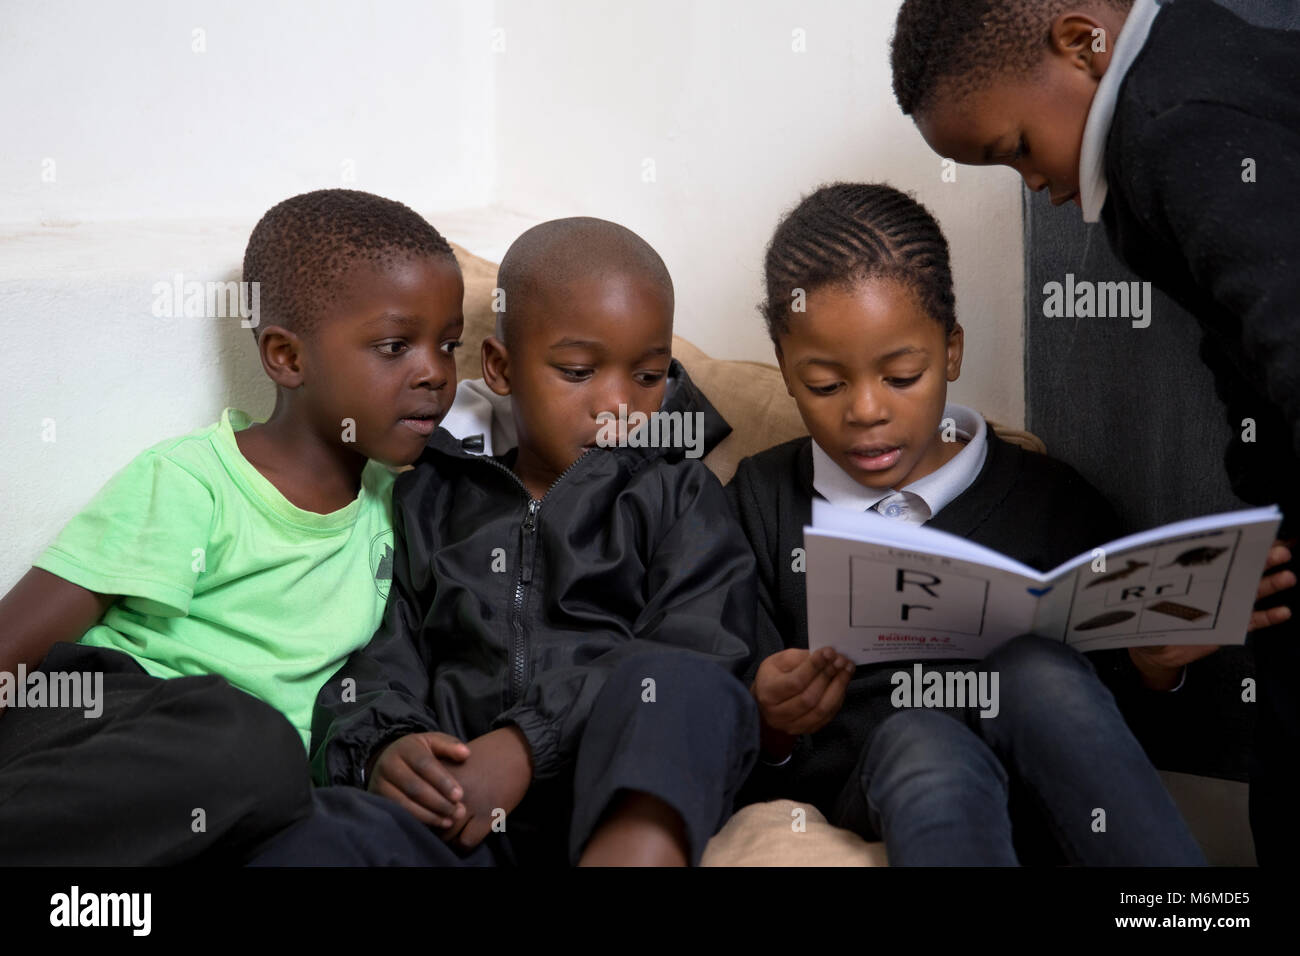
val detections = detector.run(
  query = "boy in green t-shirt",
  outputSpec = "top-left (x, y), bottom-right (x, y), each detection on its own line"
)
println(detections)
top-left (0, 189), bottom-right (467, 865)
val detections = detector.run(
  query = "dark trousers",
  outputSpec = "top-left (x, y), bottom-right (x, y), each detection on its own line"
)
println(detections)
top-left (487, 648), bottom-right (759, 866)
top-left (832, 635), bottom-right (1206, 866)
top-left (1246, 613), bottom-right (1300, 865)
top-left (245, 786), bottom-right (498, 866)
top-left (0, 643), bottom-right (462, 866)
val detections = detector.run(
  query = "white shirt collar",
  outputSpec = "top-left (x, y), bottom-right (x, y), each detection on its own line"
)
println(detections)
top-left (441, 367), bottom-right (685, 457)
top-left (811, 403), bottom-right (988, 521)
top-left (440, 378), bottom-right (517, 456)
top-left (1077, 0), bottom-right (1165, 223)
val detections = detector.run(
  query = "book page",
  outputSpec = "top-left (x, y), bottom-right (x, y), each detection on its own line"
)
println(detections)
top-left (804, 525), bottom-right (1041, 665)
top-left (804, 500), bottom-right (1281, 663)
top-left (810, 499), bottom-right (1046, 578)
top-left (1059, 518), bottom-right (1279, 651)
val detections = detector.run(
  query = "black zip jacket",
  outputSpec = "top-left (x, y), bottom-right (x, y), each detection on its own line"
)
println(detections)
top-left (310, 361), bottom-right (756, 787)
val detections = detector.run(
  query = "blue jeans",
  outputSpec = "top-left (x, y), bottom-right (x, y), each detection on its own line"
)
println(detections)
top-left (831, 634), bottom-right (1206, 866)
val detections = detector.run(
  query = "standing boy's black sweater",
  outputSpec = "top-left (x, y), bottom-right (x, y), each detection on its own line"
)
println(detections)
top-left (310, 361), bottom-right (756, 788)
top-left (1102, 0), bottom-right (1300, 534)
top-left (727, 430), bottom-right (1150, 816)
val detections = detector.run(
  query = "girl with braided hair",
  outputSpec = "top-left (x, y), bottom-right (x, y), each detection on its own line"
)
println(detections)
top-left (726, 182), bottom-right (1204, 865)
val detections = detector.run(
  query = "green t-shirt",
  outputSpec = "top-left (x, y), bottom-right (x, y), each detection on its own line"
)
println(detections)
top-left (34, 408), bottom-right (397, 751)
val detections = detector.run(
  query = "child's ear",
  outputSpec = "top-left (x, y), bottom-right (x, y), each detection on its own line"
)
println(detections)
top-left (1048, 13), bottom-right (1111, 78)
top-left (481, 335), bottom-right (512, 396)
top-left (257, 326), bottom-right (305, 389)
top-left (945, 323), bottom-right (965, 382)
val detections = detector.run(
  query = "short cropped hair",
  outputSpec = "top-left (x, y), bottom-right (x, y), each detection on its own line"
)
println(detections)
top-left (494, 217), bottom-right (673, 348)
top-left (890, 0), bottom-right (1134, 117)
top-left (242, 189), bottom-right (456, 339)
top-left (761, 182), bottom-right (957, 343)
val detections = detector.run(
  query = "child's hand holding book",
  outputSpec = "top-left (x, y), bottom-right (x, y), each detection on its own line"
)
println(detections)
top-left (1247, 539), bottom-right (1296, 632)
top-left (1128, 538), bottom-right (1297, 690)
top-left (751, 647), bottom-right (855, 761)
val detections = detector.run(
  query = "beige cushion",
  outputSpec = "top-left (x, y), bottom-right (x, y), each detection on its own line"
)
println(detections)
top-left (701, 800), bottom-right (888, 867)
top-left (451, 241), bottom-right (502, 385)
top-left (449, 241), bottom-right (1050, 866)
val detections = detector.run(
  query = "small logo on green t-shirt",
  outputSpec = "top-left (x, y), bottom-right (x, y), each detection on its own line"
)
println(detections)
top-left (370, 529), bottom-right (394, 601)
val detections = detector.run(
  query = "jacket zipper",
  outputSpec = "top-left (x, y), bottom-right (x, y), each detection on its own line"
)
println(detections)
top-left (474, 449), bottom-right (594, 707)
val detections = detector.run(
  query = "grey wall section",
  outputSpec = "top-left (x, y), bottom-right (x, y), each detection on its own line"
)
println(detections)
top-left (1023, 190), bottom-right (1255, 783)
top-left (1019, 0), bottom-right (1300, 785)
top-left (1022, 191), bottom-right (1246, 533)
top-left (1215, 0), bottom-right (1300, 28)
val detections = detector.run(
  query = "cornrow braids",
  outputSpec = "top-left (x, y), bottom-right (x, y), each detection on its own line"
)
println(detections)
top-left (760, 182), bottom-right (956, 344)
top-left (890, 0), bottom-right (1134, 117)
top-left (242, 189), bottom-right (457, 341)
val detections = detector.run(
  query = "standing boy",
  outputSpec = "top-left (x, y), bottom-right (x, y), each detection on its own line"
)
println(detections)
top-left (890, 0), bottom-right (1300, 860)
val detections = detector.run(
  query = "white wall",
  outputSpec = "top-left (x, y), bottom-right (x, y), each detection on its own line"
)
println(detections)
top-left (492, 0), bottom-right (1025, 417)
top-left (2, 0), bottom-right (496, 224)
top-left (0, 0), bottom-right (497, 590)
top-left (1, 0), bottom-right (1026, 591)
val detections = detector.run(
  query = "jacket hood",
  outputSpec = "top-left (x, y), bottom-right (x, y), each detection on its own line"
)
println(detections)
top-left (434, 357), bottom-right (731, 463)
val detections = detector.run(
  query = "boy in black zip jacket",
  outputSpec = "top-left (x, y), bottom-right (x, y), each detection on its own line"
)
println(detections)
top-left (311, 217), bottom-right (759, 866)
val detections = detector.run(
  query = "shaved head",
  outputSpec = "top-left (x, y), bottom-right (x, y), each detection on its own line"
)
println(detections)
top-left (495, 217), bottom-right (674, 348)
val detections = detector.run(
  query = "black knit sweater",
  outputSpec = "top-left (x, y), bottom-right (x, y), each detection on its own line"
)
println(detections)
top-left (725, 430), bottom-right (1152, 815)
top-left (1101, 0), bottom-right (1300, 535)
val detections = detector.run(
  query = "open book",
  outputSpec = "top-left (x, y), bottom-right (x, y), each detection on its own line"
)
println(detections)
top-left (805, 499), bottom-right (1281, 666)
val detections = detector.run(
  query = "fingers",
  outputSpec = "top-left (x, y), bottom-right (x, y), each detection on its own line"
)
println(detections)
top-left (1249, 604), bottom-right (1293, 632)
top-left (820, 660), bottom-right (854, 715)
top-left (452, 817), bottom-right (490, 852)
top-left (439, 808), bottom-right (472, 844)
top-left (762, 653), bottom-right (853, 732)
top-left (427, 733), bottom-right (472, 762)
top-left (766, 663), bottom-right (854, 736)
top-left (1256, 567), bottom-right (1296, 601)
top-left (1250, 543), bottom-right (1295, 630)
top-left (372, 776), bottom-right (466, 829)
top-left (386, 759), bottom-right (466, 823)
top-left (368, 734), bottom-right (470, 824)
top-left (1264, 542), bottom-right (1293, 570)
top-left (408, 737), bottom-right (469, 801)
top-left (1131, 643), bottom-right (1221, 669)
top-left (790, 662), bottom-right (853, 734)
top-left (762, 646), bottom-right (844, 701)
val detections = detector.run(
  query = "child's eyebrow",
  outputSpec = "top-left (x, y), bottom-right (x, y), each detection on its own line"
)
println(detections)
top-left (879, 345), bottom-right (926, 361)
top-left (363, 312), bottom-right (421, 328)
top-left (796, 356), bottom-right (847, 370)
top-left (549, 337), bottom-right (606, 351)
